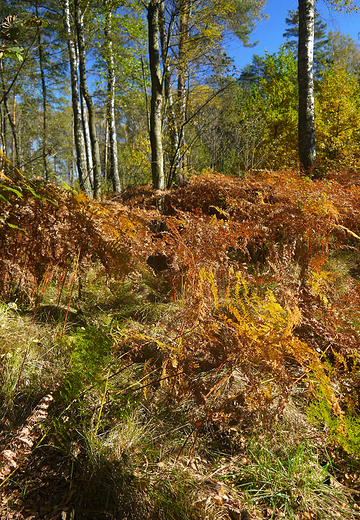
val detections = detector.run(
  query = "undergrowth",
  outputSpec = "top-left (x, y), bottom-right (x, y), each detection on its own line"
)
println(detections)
top-left (1, 169), bottom-right (360, 519)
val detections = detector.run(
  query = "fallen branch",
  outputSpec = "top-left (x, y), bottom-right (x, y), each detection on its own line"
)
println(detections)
top-left (0, 392), bottom-right (54, 484)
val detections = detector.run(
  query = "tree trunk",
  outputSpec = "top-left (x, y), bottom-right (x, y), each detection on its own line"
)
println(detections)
top-left (74, 0), bottom-right (102, 199)
top-left (80, 89), bottom-right (94, 188)
top-left (63, 0), bottom-right (92, 197)
top-left (71, 123), bottom-right (76, 188)
top-left (104, 6), bottom-right (121, 192)
top-left (298, 0), bottom-right (316, 173)
top-left (158, 1), bottom-right (180, 187)
top-left (177, 0), bottom-right (189, 177)
top-left (104, 117), bottom-right (109, 183)
top-left (0, 60), bottom-right (8, 157)
top-left (148, 0), bottom-right (165, 190)
top-left (0, 101), bottom-right (7, 155)
top-left (0, 58), bottom-right (19, 168)
top-left (36, 1), bottom-right (49, 181)
top-left (9, 94), bottom-right (19, 168)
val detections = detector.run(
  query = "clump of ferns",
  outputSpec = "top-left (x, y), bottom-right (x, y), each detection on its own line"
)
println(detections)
top-left (0, 178), bottom-right (139, 303)
top-left (168, 265), bottom-right (349, 448)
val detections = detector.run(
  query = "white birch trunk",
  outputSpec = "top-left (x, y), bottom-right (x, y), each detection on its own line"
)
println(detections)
top-left (298, 0), bottom-right (316, 172)
top-left (148, 0), bottom-right (165, 190)
top-left (63, 0), bottom-right (92, 196)
top-left (105, 7), bottom-right (121, 192)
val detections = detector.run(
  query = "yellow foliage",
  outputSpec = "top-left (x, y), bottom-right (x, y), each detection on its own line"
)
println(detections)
top-left (196, 267), bottom-right (345, 421)
top-left (315, 64), bottom-right (360, 170)
top-left (307, 259), bottom-right (339, 305)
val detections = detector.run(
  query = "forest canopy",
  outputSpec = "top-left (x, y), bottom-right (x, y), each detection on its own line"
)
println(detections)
top-left (0, 0), bottom-right (359, 194)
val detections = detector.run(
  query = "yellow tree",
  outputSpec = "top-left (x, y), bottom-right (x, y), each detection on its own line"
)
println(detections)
top-left (315, 64), bottom-right (360, 171)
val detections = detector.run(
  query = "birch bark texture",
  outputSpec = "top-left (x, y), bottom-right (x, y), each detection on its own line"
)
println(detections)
top-left (148, 0), bottom-right (165, 190)
top-left (104, 5), bottom-right (121, 193)
top-left (63, 0), bottom-right (92, 197)
top-left (74, 0), bottom-right (102, 198)
top-left (298, 0), bottom-right (316, 172)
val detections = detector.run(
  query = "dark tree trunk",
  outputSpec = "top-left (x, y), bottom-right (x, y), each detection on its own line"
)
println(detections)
top-left (80, 89), bottom-right (94, 188)
top-left (298, 0), bottom-right (316, 173)
top-left (36, 1), bottom-right (49, 181)
top-left (158, 1), bottom-right (180, 187)
top-left (177, 0), bottom-right (189, 176)
top-left (0, 59), bottom-right (19, 168)
top-left (0, 99), bottom-right (7, 156)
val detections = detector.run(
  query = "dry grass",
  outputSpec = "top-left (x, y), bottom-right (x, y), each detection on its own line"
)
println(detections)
top-left (1, 170), bottom-right (360, 518)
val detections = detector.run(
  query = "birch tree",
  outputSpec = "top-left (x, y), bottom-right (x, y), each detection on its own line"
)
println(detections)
top-left (147, 0), bottom-right (165, 190)
top-left (104, 0), bottom-right (121, 193)
top-left (63, 0), bottom-right (92, 196)
top-left (74, 0), bottom-right (102, 198)
top-left (298, 0), bottom-right (316, 173)
top-left (297, 0), bottom-right (357, 175)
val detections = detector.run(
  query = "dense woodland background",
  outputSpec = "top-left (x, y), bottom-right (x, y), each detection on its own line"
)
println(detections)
top-left (1, 0), bottom-right (360, 192)
top-left (2, 1), bottom-right (360, 520)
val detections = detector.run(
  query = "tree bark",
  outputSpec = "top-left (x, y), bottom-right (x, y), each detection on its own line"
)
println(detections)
top-left (158, 0), bottom-right (180, 187)
top-left (0, 100), bottom-right (7, 156)
top-left (298, 0), bottom-right (316, 173)
top-left (80, 89), bottom-right (94, 188)
top-left (74, 0), bottom-right (102, 199)
top-left (63, 0), bottom-right (92, 197)
top-left (104, 117), bottom-right (109, 183)
top-left (36, 1), bottom-right (49, 181)
top-left (177, 0), bottom-right (189, 176)
top-left (148, 0), bottom-right (165, 190)
top-left (104, 6), bottom-right (121, 192)
top-left (0, 60), bottom-right (9, 157)
top-left (0, 58), bottom-right (19, 168)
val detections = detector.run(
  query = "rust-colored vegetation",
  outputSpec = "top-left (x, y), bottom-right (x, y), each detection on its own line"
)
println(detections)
top-left (1, 168), bottom-right (360, 519)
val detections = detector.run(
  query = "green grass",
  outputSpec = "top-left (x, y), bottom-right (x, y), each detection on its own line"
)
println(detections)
top-left (1, 265), bottom-right (360, 520)
top-left (232, 432), bottom-right (358, 519)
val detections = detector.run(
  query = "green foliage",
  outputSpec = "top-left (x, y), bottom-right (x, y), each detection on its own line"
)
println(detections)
top-left (327, 30), bottom-right (360, 72)
top-left (257, 47), bottom-right (298, 169)
top-left (66, 326), bottom-right (112, 386)
top-left (214, 47), bottom-right (298, 173)
top-left (308, 379), bottom-right (360, 457)
top-left (235, 433), bottom-right (356, 519)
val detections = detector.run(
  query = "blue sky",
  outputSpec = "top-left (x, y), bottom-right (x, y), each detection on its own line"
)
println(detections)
top-left (226, 0), bottom-right (360, 72)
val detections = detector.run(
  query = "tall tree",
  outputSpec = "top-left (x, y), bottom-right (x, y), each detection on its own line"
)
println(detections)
top-left (298, 0), bottom-right (316, 173)
top-left (297, 0), bottom-right (357, 174)
top-left (63, 0), bottom-right (92, 196)
top-left (175, 0), bottom-right (189, 181)
top-left (147, 0), bottom-right (266, 189)
top-left (74, 0), bottom-right (102, 198)
top-left (283, 9), bottom-right (328, 75)
top-left (327, 30), bottom-right (360, 72)
top-left (147, 0), bottom-right (165, 190)
top-left (104, 0), bottom-right (121, 193)
top-left (35, 1), bottom-right (49, 180)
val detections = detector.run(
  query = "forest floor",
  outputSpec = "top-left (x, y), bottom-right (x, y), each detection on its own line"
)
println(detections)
top-left (1, 169), bottom-right (360, 519)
